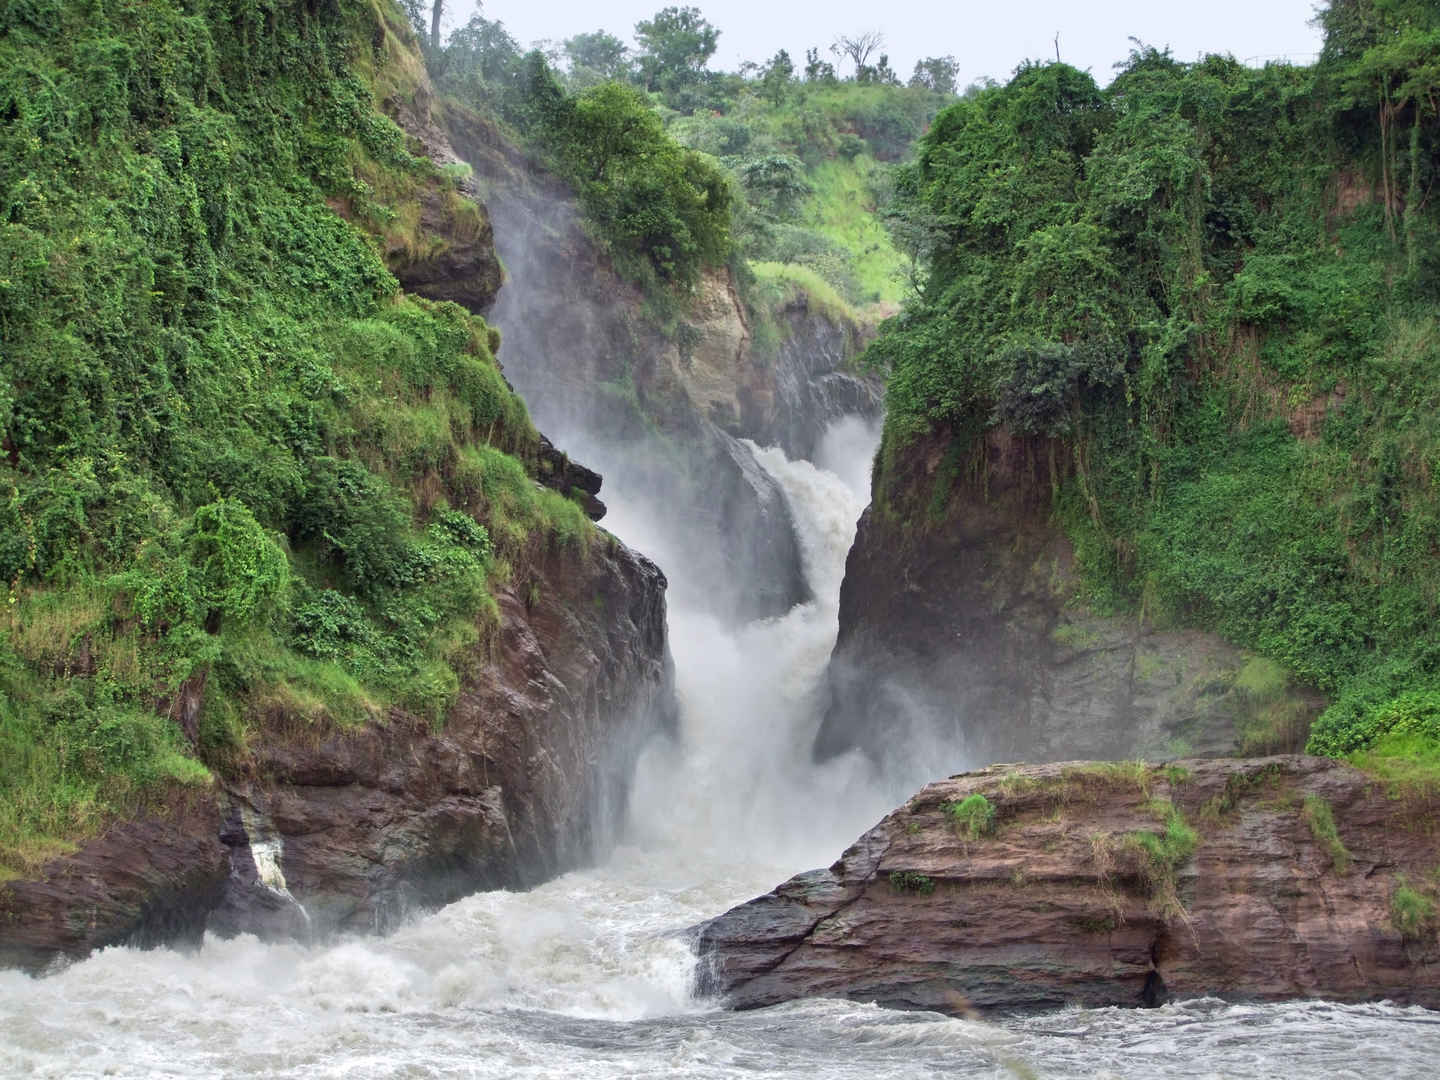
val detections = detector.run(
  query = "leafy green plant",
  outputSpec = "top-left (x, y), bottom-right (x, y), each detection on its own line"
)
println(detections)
top-left (1391, 877), bottom-right (1436, 940)
top-left (1127, 804), bottom-right (1198, 904)
top-left (944, 793), bottom-right (997, 839)
top-left (889, 870), bottom-right (936, 895)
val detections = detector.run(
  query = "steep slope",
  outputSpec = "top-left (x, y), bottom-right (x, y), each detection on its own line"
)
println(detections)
top-left (441, 101), bottom-right (881, 622)
top-left (0, 0), bottom-right (672, 966)
top-left (820, 26), bottom-right (1440, 777)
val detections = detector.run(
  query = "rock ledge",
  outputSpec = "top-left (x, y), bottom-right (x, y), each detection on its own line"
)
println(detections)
top-left (695, 755), bottom-right (1440, 1013)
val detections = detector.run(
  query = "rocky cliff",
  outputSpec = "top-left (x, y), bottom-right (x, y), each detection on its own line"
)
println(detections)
top-left (442, 104), bottom-right (881, 623)
top-left (695, 755), bottom-right (1440, 1013)
top-left (0, 528), bottom-right (672, 971)
top-left (816, 429), bottom-right (1322, 782)
top-left (0, 5), bottom-right (675, 972)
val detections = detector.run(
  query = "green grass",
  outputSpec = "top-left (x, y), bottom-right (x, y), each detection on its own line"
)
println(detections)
top-left (803, 156), bottom-right (906, 306)
top-left (748, 261), bottom-right (863, 327)
top-left (1126, 804), bottom-right (1198, 906)
top-left (1348, 733), bottom-right (1440, 799)
top-left (1391, 877), bottom-right (1436, 939)
top-left (1302, 795), bottom-right (1353, 873)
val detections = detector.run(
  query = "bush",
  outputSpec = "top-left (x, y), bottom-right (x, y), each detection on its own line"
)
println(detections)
top-left (944, 793), bottom-right (996, 839)
top-left (1391, 878), bottom-right (1436, 940)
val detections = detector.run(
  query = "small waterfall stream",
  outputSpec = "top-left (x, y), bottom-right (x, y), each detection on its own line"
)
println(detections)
top-left (0, 420), bottom-right (1433, 1078)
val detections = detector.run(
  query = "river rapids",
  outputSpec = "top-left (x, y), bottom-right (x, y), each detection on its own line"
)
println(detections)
top-left (0, 418), bottom-right (1434, 1079)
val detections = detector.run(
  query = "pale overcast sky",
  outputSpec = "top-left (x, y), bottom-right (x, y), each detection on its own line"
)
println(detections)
top-left (459, 1), bottom-right (1325, 87)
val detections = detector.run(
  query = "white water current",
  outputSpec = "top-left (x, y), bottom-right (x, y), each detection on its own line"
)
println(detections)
top-left (1, 417), bottom-right (1436, 1078)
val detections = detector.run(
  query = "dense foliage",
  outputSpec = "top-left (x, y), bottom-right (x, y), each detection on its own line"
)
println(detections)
top-left (0, 0), bottom-right (589, 874)
top-left (412, 5), bottom-right (955, 307)
top-left (871, 2), bottom-right (1440, 759)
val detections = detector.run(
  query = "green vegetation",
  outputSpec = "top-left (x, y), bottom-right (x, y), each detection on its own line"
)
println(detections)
top-left (409, 5), bottom-right (951, 314)
top-left (1127, 804), bottom-right (1198, 903)
top-left (944, 793), bottom-right (997, 839)
top-left (1391, 877), bottom-right (1437, 939)
top-left (868, 2), bottom-right (1440, 769)
top-left (1348, 732), bottom-right (1440, 799)
top-left (0, 0), bottom-right (590, 876)
top-left (888, 870), bottom-right (936, 895)
top-left (1302, 795), bottom-right (1354, 873)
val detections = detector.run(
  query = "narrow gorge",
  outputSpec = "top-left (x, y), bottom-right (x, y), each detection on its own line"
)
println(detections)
top-left (2, 1), bottom-right (1439, 1077)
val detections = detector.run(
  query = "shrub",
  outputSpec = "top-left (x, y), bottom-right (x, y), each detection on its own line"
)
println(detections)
top-left (889, 870), bottom-right (936, 895)
top-left (1391, 878), bottom-right (1436, 940)
top-left (945, 793), bottom-right (997, 839)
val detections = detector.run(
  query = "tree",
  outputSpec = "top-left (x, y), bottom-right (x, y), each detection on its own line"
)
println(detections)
top-left (759, 49), bottom-right (794, 105)
top-left (871, 54), bottom-right (901, 87)
top-left (804, 47), bottom-right (837, 83)
top-left (564, 29), bottom-right (630, 86)
top-left (910, 55), bottom-right (960, 96)
top-left (430, 0), bottom-right (445, 52)
top-left (831, 31), bottom-right (884, 79)
top-left (435, 14), bottom-right (519, 86)
top-left (634, 6), bottom-right (719, 94)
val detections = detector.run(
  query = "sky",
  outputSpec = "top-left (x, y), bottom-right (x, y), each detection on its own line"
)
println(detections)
top-left (456, 1), bottom-right (1325, 87)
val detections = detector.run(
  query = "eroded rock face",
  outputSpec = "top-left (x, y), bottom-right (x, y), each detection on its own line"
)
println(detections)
top-left (817, 429), bottom-right (1322, 780)
top-left (379, 80), bottom-right (504, 312)
top-left (441, 103), bottom-right (879, 623)
top-left (0, 795), bottom-right (228, 972)
top-left (0, 531), bottom-right (673, 969)
top-left (695, 756), bottom-right (1440, 1013)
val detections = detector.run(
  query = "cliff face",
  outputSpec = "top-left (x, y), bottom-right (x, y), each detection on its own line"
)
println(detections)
top-left (442, 104), bottom-right (880, 623)
top-left (816, 429), bottom-right (1321, 780)
top-left (696, 755), bottom-right (1440, 1013)
top-left (0, 6), bottom-right (674, 972)
top-left (0, 529), bottom-right (672, 971)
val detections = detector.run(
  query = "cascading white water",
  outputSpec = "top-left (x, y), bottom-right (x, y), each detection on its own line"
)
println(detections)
top-left (1, 418), bottom-right (1435, 1079)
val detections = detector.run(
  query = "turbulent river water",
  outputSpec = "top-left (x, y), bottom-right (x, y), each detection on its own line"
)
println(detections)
top-left (1, 418), bottom-right (1436, 1079)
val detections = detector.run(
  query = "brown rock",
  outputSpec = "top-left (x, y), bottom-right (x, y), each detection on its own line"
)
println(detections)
top-left (0, 530), bottom-right (673, 969)
top-left (695, 756), bottom-right (1440, 1013)
top-left (817, 428), bottom-right (1323, 776)
top-left (0, 793), bottom-right (228, 971)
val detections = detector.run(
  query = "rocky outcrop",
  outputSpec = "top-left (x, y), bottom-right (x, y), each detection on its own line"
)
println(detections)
top-left (0, 530), bottom-right (673, 969)
top-left (695, 755), bottom-right (1440, 1013)
top-left (373, 41), bottom-right (504, 311)
top-left (0, 795), bottom-right (228, 972)
top-left (441, 103), bottom-right (879, 623)
top-left (749, 295), bottom-right (882, 463)
top-left (817, 429), bottom-right (1321, 780)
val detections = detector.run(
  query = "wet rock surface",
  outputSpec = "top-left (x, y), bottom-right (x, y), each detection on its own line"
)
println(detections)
top-left (441, 103), bottom-right (878, 624)
top-left (695, 756), bottom-right (1440, 1013)
top-left (0, 532), bottom-right (673, 969)
top-left (0, 795), bottom-right (228, 972)
top-left (818, 429), bottom-right (1322, 774)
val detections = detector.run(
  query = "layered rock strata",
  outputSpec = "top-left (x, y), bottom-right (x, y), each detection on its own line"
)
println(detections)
top-left (695, 755), bottom-right (1440, 1013)
top-left (0, 530), bottom-right (673, 971)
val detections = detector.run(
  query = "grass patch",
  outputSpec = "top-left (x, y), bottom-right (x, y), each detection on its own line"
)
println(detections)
top-left (748, 261), bottom-right (863, 327)
top-left (1125, 804), bottom-right (1198, 913)
top-left (1391, 877), bottom-right (1436, 940)
top-left (802, 156), bottom-right (906, 306)
top-left (1302, 794), bottom-right (1353, 873)
top-left (1348, 733), bottom-right (1440, 800)
top-left (1235, 657), bottom-right (1290, 702)
top-left (1063, 760), bottom-right (1154, 797)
